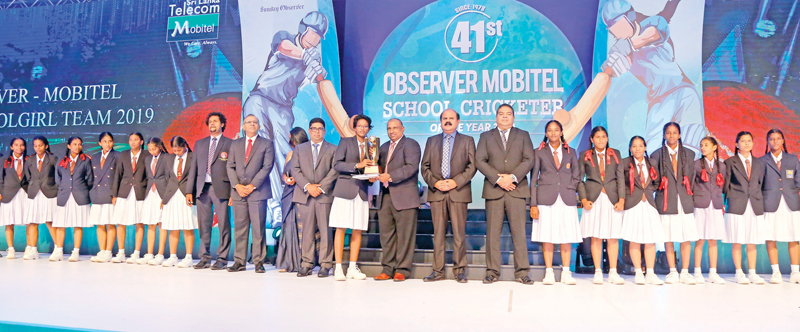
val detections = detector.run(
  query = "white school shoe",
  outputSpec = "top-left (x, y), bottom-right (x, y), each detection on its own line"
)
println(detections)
top-left (334, 265), bottom-right (346, 281)
top-left (748, 273), bottom-right (765, 285)
top-left (608, 272), bottom-right (625, 285)
top-left (693, 272), bottom-right (705, 284)
top-left (593, 271), bottom-right (603, 285)
top-left (645, 273), bottom-right (664, 285)
top-left (137, 254), bottom-right (154, 265)
top-left (90, 254), bottom-right (98, 262)
top-left (542, 269), bottom-right (556, 285)
top-left (26, 247), bottom-right (39, 260)
top-left (162, 256), bottom-right (178, 267)
top-left (96, 251), bottom-right (112, 263)
top-left (664, 272), bottom-right (679, 284)
top-left (634, 272), bottom-right (646, 285)
top-left (708, 272), bottom-right (726, 284)
top-left (125, 251), bottom-right (140, 264)
top-left (177, 256), bottom-right (193, 268)
top-left (790, 272), bottom-right (800, 284)
top-left (68, 250), bottom-right (80, 262)
top-left (561, 270), bottom-right (577, 285)
top-left (110, 252), bottom-right (126, 263)
top-left (346, 265), bottom-right (367, 280)
top-left (49, 248), bottom-right (64, 262)
top-left (735, 272), bottom-right (750, 284)
top-left (22, 247), bottom-right (31, 260)
top-left (769, 272), bottom-right (783, 284)
top-left (6, 247), bottom-right (15, 259)
top-left (679, 272), bottom-right (696, 285)
top-left (148, 254), bottom-right (165, 266)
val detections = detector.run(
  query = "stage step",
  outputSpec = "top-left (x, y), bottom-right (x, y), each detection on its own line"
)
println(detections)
top-left (339, 261), bottom-right (563, 281)
top-left (366, 220), bottom-right (533, 235)
top-left (345, 247), bottom-right (563, 266)
top-left (359, 233), bottom-right (541, 251)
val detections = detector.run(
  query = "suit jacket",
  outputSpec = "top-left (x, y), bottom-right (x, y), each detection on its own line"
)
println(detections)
top-left (378, 136), bottom-right (421, 211)
top-left (618, 156), bottom-right (659, 210)
top-left (187, 135), bottom-right (233, 199)
top-left (475, 127), bottom-right (535, 200)
top-left (577, 148), bottom-right (624, 204)
top-left (55, 154), bottom-right (93, 206)
top-left (724, 155), bottom-right (765, 215)
top-left (162, 152), bottom-right (195, 205)
top-left (421, 132), bottom-right (476, 203)
top-left (651, 147), bottom-right (696, 214)
top-left (693, 158), bottom-right (726, 209)
top-left (90, 150), bottom-right (119, 205)
top-left (291, 140), bottom-right (338, 204)
top-left (760, 152), bottom-right (800, 212)
top-left (226, 136), bottom-right (274, 201)
top-left (143, 152), bottom-right (170, 199)
top-left (0, 155), bottom-right (28, 203)
top-left (332, 136), bottom-right (371, 201)
top-left (531, 144), bottom-right (580, 206)
top-left (111, 150), bottom-right (148, 200)
top-left (24, 153), bottom-right (58, 199)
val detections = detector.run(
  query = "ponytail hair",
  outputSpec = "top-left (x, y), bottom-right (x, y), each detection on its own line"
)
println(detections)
top-left (147, 137), bottom-right (168, 155)
top-left (171, 136), bottom-right (192, 153)
top-left (734, 131), bottom-right (754, 156)
top-left (588, 126), bottom-right (609, 151)
top-left (129, 132), bottom-right (145, 150)
top-left (32, 135), bottom-right (52, 155)
top-left (765, 128), bottom-right (788, 154)
top-left (541, 120), bottom-right (568, 150)
top-left (5, 137), bottom-right (27, 165)
top-left (700, 136), bottom-right (722, 175)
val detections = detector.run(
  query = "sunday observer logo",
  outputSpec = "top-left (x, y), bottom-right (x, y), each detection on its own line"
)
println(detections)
top-left (167, 0), bottom-right (220, 42)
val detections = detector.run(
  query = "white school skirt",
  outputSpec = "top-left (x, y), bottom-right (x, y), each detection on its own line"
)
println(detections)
top-left (53, 194), bottom-right (91, 228)
top-left (659, 195), bottom-right (699, 242)
top-left (161, 192), bottom-right (197, 230)
top-left (0, 189), bottom-right (27, 226)
top-left (329, 196), bottom-right (369, 231)
top-left (763, 196), bottom-right (800, 242)
top-left (140, 189), bottom-right (163, 226)
top-left (24, 191), bottom-right (56, 225)
top-left (693, 205), bottom-right (726, 240)
top-left (724, 201), bottom-right (764, 244)
top-left (580, 191), bottom-right (624, 239)
top-left (622, 200), bottom-right (666, 244)
top-left (88, 203), bottom-right (115, 226)
top-left (111, 189), bottom-right (143, 226)
top-left (531, 195), bottom-right (582, 244)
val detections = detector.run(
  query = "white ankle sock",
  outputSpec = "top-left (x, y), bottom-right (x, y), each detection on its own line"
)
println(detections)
top-left (669, 268), bottom-right (677, 273)
top-left (646, 268), bottom-right (655, 275)
top-left (595, 268), bottom-right (602, 273)
top-left (792, 265), bottom-right (799, 273)
top-left (709, 268), bottom-right (717, 274)
top-left (771, 264), bottom-right (780, 273)
top-left (736, 268), bottom-right (744, 275)
top-left (336, 263), bottom-right (342, 269)
top-left (118, 249), bottom-right (125, 255)
top-left (546, 267), bottom-right (554, 273)
top-left (170, 254), bottom-right (177, 258)
top-left (349, 261), bottom-right (357, 269)
top-left (748, 270), bottom-right (757, 276)
top-left (73, 247), bottom-right (79, 254)
top-left (694, 267), bottom-right (702, 274)
top-left (132, 250), bottom-right (140, 255)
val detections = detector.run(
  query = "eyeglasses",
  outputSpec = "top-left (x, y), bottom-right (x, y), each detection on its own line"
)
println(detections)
top-left (244, 121), bottom-right (258, 125)
top-left (309, 127), bottom-right (325, 132)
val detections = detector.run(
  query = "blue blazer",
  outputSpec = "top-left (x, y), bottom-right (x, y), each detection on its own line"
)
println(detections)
top-left (90, 150), bottom-right (119, 205)
top-left (55, 154), bottom-right (94, 206)
top-left (760, 152), bottom-right (800, 212)
top-left (530, 144), bottom-right (580, 206)
top-left (651, 146), bottom-right (696, 214)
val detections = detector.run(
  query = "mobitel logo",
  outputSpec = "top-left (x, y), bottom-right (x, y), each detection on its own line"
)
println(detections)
top-left (167, 13), bottom-right (219, 42)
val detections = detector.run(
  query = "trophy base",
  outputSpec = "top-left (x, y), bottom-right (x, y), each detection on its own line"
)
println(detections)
top-left (364, 165), bottom-right (380, 174)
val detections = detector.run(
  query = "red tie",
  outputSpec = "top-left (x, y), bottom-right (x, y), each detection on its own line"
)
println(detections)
top-left (70, 159), bottom-right (75, 175)
top-left (639, 163), bottom-right (647, 202)
top-left (245, 138), bottom-right (253, 164)
top-left (100, 155), bottom-right (105, 169)
top-left (132, 155), bottom-right (137, 173)
top-left (553, 150), bottom-right (560, 170)
top-left (746, 159), bottom-right (751, 180)
top-left (151, 157), bottom-right (158, 192)
top-left (38, 160), bottom-right (42, 172)
top-left (16, 159), bottom-right (22, 178)
top-left (177, 157), bottom-right (183, 181)
top-left (383, 141), bottom-right (397, 188)
top-left (778, 160), bottom-right (781, 171)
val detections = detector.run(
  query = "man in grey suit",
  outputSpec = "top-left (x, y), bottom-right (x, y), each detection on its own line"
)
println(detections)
top-left (374, 118), bottom-right (421, 281)
top-left (186, 112), bottom-right (234, 270)
top-left (292, 118), bottom-right (338, 278)
top-left (476, 104), bottom-right (535, 284)
top-left (421, 109), bottom-right (476, 283)
top-left (226, 114), bottom-right (274, 273)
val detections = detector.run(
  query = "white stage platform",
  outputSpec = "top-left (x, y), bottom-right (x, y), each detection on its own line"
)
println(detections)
top-left (0, 255), bottom-right (798, 331)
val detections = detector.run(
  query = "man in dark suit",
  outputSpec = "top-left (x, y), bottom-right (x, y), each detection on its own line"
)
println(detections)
top-left (421, 109), bottom-right (476, 283)
top-left (292, 118), bottom-right (338, 277)
top-left (373, 118), bottom-right (421, 281)
top-left (226, 114), bottom-right (274, 273)
top-left (476, 104), bottom-right (535, 284)
top-left (186, 112), bottom-right (234, 270)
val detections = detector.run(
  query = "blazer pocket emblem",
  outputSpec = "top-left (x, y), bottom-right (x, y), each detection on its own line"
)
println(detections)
top-left (566, 163), bottom-right (571, 169)
top-left (219, 152), bottom-right (228, 161)
top-left (787, 170), bottom-right (794, 179)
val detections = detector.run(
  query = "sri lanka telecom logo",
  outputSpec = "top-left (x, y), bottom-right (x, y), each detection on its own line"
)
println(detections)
top-left (167, 0), bottom-right (221, 42)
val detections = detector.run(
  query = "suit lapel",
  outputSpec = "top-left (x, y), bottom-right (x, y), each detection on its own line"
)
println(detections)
top-left (503, 128), bottom-right (516, 157)
top-left (245, 137), bottom-right (261, 167)
top-left (731, 157), bottom-right (749, 182)
top-left (764, 155), bottom-right (781, 175)
top-left (559, 146), bottom-right (568, 169)
top-left (387, 137), bottom-right (404, 164)
top-left (492, 128), bottom-right (504, 153)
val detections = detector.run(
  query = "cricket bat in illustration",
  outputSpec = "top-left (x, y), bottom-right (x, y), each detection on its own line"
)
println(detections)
top-left (316, 75), bottom-right (356, 138)
top-left (553, 71), bottom-right (612, 142)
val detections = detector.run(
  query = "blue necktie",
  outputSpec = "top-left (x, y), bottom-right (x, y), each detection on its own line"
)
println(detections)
top-left (442, 135), bottom-right (451, 179)
top-left (312, 143), bottom-right (320, 169)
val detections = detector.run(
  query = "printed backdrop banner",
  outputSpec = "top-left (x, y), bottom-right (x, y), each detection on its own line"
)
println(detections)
top-left (0, 0), bottom-right (244, 152)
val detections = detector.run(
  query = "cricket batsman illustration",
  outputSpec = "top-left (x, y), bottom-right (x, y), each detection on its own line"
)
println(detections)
top-left (242, 11), bottom-right (354, 226)
top-left (554, 0), bottom-right (705, 152)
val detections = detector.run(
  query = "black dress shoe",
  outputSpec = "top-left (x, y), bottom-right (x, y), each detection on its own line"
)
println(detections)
top-left (255, 262), bottom-right (265, 273)
top-left (483, 275), bottom-right (498, 284)
top-left (193, 259), bottom-right (211, 269)
top-left (318, 267), bottom-right (331, 278)
top-left (515, 276), bottom-right (534, 285)
top-left (423, 272), bottom-right (445, 282)
top-left (297, 267), bottom-right (313, 277)
top-left (456, 273), bottom-right (468, 283)
top-left (227, 262), bottom-right (246, 272)
top-left (211, 260), bottom-right (227, 270)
